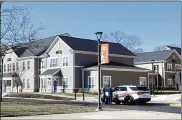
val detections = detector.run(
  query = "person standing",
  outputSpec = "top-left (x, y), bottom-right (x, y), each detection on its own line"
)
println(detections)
top-left (101, 86), bottom-right (106, 103)
top-left (108, 87), bottom-right (113, 105)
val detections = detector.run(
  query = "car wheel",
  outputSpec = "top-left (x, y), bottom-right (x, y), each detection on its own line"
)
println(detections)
top-left (124, 96), bottom-right (134, 105)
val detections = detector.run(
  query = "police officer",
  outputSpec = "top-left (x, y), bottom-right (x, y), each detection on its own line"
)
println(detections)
top-left (108, 86), bottom-right (113, 105)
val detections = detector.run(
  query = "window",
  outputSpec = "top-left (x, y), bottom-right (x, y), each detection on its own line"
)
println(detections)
top-left (62, 77), bottom-right (69, 88)
top-left (175, 64), bottom-right (181, 72)
top-left (50, 58), bottom-right (58, 67)
top-left (16, 62), bottom-right (19, 71)
top-left (22, 79), bottom-right (25, 88)
top-left (41, 79), bottom-right (46, 88)
top-left (62, 56), bottom-right (68, 66)
top-left (4, 64), bottom-right (6, 72)
top-left (27, 61), bottom-right (30, 70)
top-left (167, 64), bottom-right (172, 71)
top-left (47, 78), bottom-right (52, 86)
top-left (153, 65), bottom-right (159, 72)
top-left (13, 63), bottom-right (15, 71)
top-left (103, 76), bottom-right (111, 89)
top-left (41, 60), bottom-right (45, 69)
top-left (139, 77), bottom-right (147, 86)
top-left (88, 76), bottom-right (95, 88)
top-left (7, 58), bottom-right (11, 61)
top-left (23, 62), bottom-right (25, 70)
top-left (167, 78), bottom-right (173, 87)
top-left (27, 79), bottom-right (30, 88)
top-left (114, 87), bottom-right (127, 91)
top-left (130, 87), bottom-right (149, 91)
top-left (7, 64), bottom-right (11, 72)
top-left (0, 65), bottom-right (2, 73)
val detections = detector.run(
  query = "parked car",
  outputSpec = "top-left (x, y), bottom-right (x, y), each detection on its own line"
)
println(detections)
top-left (101, 85), bottom-right (151, 105)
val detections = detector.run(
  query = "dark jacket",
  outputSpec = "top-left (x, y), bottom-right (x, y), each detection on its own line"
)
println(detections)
top-left (108, 87), bottom-right (113, 97)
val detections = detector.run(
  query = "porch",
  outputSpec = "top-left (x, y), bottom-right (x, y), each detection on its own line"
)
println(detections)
top-left (39, 68), bottom-right (67, 93)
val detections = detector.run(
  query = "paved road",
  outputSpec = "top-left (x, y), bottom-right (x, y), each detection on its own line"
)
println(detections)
top-left (2, 97), bottom-right (181, 115)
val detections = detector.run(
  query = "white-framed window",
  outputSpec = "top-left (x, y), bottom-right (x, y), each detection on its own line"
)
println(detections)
top-left (13, 63), bottom-right (15, 72)
top-left (62, 56), bottom-right (69, 66)
top-left (16, 62), bottom-right (19, 71)
top-left (139, 77), bottom-right (147, 86)
top-left (167, 64), bottom-right (172, 71)
top-left (41, 79), bottom-right (46, 88)
top-left (23, 61), bottom-right (25, 70)
top-left (41, 60), bottom-right (45, 69)
top-left (27, 79), bottom-right (30, 88)
top-left (27, 61), bottom-right (30, 70)
top-left (22, 79), bottom-right (25, 88)
top-left (50, 58), bottom-right (58, 67)
top-left (4, 64), bottom-right (6, 72)
top-left (153, 65), bottom-right (159, 72)
top-left (175, 64), bottom-right (181, 72)
top-left (167, 78), bottom-right (173, 87)
top-left (47, 78), bottom-right (52, 86)
top-left (103, 76), bottom-right (111, 89)
top-left (62, 77), bottom-right (69, 88)
top-left (88, 76), bottom-right (95, 88)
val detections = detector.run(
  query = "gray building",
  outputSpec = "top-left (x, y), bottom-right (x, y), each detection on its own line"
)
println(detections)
top-left (135, 50), bottom-right (181, 90)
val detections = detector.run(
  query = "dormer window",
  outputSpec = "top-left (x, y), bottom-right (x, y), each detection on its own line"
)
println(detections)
top-left (7, 58), bottom-right (11, 61)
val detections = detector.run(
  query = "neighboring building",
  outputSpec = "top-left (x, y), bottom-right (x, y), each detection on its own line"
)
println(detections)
top-left (135, 50), bottom-right (181, 90)
top-left (2, 34), bottom-right (150, 93)
top-left (39, 35), bottom-right (149, 93)
top-left (2, 36), bottom-right (57, 92)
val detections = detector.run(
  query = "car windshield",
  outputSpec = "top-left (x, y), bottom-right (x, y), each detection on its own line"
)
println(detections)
top-left (130, 87), bottom-right (149, 91)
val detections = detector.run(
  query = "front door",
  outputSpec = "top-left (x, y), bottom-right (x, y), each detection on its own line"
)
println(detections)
top-left (54, 81), bottom-right (58, 92)
top-left (103, 76), bottom-right (111, 89)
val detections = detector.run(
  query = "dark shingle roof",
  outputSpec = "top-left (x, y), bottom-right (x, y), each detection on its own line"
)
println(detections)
top-left (59, 36), bottom-right (136, 56)
top-left (41, 68), bottom-right (61, 75)
top-left (134, 50), bottom-right (173, 64)
top-left (167, 46), bottom-right (181, 55)
top-left (12, 47), bottom-right (28, 57)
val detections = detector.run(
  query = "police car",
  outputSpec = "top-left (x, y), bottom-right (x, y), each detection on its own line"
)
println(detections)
top-left (101, 85), bottom-right (151, 105)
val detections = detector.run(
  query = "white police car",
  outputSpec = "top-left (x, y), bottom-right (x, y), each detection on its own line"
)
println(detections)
top-left (101, 85), bottom-right (151, 105)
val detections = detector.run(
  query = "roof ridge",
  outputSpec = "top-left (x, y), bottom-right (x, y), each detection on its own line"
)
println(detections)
top-left (137, 49), bottom-right (173, 54)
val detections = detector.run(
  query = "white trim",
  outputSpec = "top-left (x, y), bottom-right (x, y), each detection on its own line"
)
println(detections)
top-left (73, 52), bottom-right (75, 89)
top-left (103, 76), bottom-right (112, 88)
top-left (40, 66), bottom-right (83, 71)
top-left (167, 63), bottom-right (172, 72)
top-left (73, 50), bottom-right (136, 58)
top-left (62, 77), bottom-right (69, 89)
top-left (82, 70), bottom-right (84, 89)
top-left (62, 55), bottom-right (69, 67)
top-left (17, 56), bottom-right (39, 60)
top-left (83, 67), bottom-right (149, 72)
top-left (87, 76), bottom-right (95, 88)
top-left (135, 60), bottom-right (167, 65)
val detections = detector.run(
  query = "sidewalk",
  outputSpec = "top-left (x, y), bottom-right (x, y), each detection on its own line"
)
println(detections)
top-left (2, 110), bottom-right (181, 119)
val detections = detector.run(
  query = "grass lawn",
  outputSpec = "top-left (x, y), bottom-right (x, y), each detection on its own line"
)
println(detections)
top-left (54, 92), bottom-right (97, 97)
top-left (1, 102), bottom-right (95, 117)
top-left (5, 93), bottom-right (74, 100)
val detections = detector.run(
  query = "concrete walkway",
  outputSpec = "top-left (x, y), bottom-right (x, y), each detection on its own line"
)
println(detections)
top-left (2, 110), bottom-right (181, 119)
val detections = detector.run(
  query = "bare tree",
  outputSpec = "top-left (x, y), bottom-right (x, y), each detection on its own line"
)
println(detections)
top-left (1, 2), bottom-right (44, 53)
top-left (10, 61), bottom-right (25, 94)
top-left (102, 30), bottom-right (143, 53)
top-left (153, 44), bottom-right (180, 51)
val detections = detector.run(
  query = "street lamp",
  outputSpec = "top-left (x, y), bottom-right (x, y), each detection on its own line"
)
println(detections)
top-left (151, 60), bottom-right (154, 95)
top-left (95, 32), bottom-right (103, 111)
top-left (0, 54), bottom-right (5, 102)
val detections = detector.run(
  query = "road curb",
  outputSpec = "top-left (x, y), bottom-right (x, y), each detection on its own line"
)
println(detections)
top-left (169, 104), bottom-right (181, 107)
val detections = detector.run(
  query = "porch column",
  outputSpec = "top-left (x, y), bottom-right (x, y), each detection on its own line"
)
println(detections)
top-left (82, 70), bottom-right (84, 89)
top-left (51, 76), bottom-right (54, 93)
top-left (11, 79), bottom-right (13, 92)
top-left (39, 78), bottom-right (42, 93)
top-left (147, 73), bottom-right (149, 88)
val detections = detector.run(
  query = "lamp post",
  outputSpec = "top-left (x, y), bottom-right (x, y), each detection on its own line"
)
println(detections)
top-left (151, 60), bottom-right (154, 95)
top-left (0, 54), bottom-right (5, 102)
top-left (95, 32), bottom-right (103, 111)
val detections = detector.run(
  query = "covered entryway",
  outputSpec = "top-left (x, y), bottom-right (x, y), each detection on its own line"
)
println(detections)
top-left (39, 68), bottom-right (62, 93)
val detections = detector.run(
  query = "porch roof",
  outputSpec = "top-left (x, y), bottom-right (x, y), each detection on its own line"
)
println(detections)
top-left (83, 62), bottom-right (150, 72)
top-left (40, 68), bottom-right (61, 76)
top-left (3, 73), bottom-right (13, 77)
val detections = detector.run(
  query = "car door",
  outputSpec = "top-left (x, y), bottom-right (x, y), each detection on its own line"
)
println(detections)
top-left (117, 87), bottom-right (127, 100)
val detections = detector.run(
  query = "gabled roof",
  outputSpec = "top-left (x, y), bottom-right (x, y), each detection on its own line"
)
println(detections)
top-left (12, 47), bottom-right (28, 57)
top-left (166, 46), bottom-right (181, 55)
top-left (59, 36), bottom-right (136, 56)
top-left (134, 50), bottom-right (173, 64)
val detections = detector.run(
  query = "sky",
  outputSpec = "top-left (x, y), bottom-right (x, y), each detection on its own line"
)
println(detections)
top-left (4, 2), bottom-right (181, 52)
